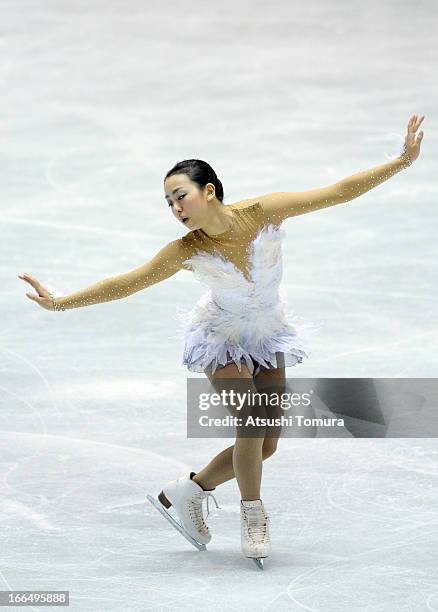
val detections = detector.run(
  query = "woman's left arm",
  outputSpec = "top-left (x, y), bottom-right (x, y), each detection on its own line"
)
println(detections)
top-left (258, 114), bottom-right (425, 224)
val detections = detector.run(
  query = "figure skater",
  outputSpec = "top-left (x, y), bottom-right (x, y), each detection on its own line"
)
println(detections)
top-left (18, 115), bottom-right (424, 568)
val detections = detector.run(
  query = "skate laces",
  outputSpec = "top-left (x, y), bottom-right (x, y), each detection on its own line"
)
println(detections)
top-left (242, 506), bottom-right (270, 543)
top-left (205, 491), bottom-right (220, 519)
top-left (187, 490), bottom-right (220, 533)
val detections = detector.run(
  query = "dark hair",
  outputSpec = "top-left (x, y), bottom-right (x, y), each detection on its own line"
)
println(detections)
top-left (164, 159), bottom-right (224, 202)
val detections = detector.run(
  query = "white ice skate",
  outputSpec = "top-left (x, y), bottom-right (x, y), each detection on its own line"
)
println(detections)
top-left (240, 499), bottom-right (271, 570)
top-left (147, 472), bottom-right (220, 551)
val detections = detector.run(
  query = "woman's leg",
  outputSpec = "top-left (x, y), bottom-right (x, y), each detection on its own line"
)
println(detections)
top-left (194, 359), bottom-right (265, 500)
top-left (192, 355), bottom-right (286, 499)
top-left (252, 352), bottom-right (286, 457)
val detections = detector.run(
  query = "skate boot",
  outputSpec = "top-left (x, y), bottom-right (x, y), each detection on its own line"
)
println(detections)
top-left (240, 499), bottom-right (271, 569)
top-left (158, 472), bottom-right (220, 545)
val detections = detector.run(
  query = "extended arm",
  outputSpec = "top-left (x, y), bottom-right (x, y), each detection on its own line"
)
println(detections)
top-left (257, 153), bottom-right (412, 225)
top-left (53, 238), bottom-right (187, 310)
top-left (257, 114), bottom-right (425, 224)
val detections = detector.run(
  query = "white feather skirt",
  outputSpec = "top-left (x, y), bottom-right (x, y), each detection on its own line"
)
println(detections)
top-left (174, 224), bottom-right (324, 375)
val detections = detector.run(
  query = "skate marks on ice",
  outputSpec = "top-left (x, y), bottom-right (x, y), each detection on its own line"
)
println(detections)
top-left (285, 563), bottom-right (438, 612)
top-left (0, 433), bottom-right (198, 582)
top-left (0, 431), bottom-right (238, 608)
top-left (267, 441), bottom-right (438, 612)
top-left (3, 430), bottom-right (436, 605)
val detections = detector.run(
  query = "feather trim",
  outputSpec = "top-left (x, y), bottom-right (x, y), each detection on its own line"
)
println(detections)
top-left (174, 224), bottom-right (324, 374)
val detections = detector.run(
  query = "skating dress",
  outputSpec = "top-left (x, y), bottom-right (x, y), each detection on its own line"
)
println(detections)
top-left (175, 200), bottom-right (322, 376)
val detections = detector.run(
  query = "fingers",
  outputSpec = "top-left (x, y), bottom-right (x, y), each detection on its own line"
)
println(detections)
top-left (18, 272), bottom-right (44, 294)
top-left (408, 114), bottom-right (425, 133)
top-left (415, 115), bottom-right (425, 133)
top-left (413, 115), bottom-right (425, 143)
top-left (25, 292), bottom-right (40, 302)
top-left (18, 272), bottom-right (37, 288)
top-left (24, 290), bottom-right (53, 311)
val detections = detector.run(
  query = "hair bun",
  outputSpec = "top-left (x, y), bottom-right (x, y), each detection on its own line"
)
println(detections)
top-left (164, 159), bottom-right (225, 202)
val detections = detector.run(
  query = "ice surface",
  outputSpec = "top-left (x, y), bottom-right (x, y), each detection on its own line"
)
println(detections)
top-left (2, 0), bottom-right (438, 610)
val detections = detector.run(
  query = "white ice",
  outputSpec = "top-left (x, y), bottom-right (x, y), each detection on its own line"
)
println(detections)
top-left (2, 0), bottom-right (438, 610)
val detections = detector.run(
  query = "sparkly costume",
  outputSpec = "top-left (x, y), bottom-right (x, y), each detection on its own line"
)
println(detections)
top-left (51, 154), bottom-right (411, 375)
top-left (175, 201), bottom-right (321, 375)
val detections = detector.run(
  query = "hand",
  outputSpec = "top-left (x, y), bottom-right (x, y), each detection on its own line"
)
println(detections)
top-left (18, 273), bottom-right (55, 311)
top-left (402, 114), bottom-right (425, 163)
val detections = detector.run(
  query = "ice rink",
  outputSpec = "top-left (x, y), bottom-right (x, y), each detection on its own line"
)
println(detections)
top-left (2, 0), bottom-right (438, 610)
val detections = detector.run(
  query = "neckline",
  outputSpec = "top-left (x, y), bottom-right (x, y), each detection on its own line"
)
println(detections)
top-left (199, 206), bottom-right (236, 238)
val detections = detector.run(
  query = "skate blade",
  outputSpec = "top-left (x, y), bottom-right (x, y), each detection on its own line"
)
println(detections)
top-left (252, 558), bottom-right (264, 570)
top-left (146, 494), bottom-right (207, 552)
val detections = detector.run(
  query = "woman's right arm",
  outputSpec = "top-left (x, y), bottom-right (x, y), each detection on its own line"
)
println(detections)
top-left (19, 238), bottom-right (189, 311)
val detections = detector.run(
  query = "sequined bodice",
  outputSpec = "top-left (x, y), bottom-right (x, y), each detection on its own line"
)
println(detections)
top-left (182, 224), bottom-right (285, 315)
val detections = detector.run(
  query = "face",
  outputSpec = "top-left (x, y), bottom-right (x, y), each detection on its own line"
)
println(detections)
top-left (164, 173), bottom-right (214, 230)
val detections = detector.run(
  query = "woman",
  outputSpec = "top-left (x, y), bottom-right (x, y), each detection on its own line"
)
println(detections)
top-left (18, 115), bottom-right (424, 568)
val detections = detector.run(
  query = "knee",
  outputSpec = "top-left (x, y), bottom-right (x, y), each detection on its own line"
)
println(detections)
top-left (262, 439), bottom-right (278, 459)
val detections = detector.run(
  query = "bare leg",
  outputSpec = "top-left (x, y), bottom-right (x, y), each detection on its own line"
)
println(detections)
top-left (192, 358), bottom-right (285, 500)
top-left (192, 440), bottom-right (266, 495)
top-left (232, 436), bottom-right (265, 500)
